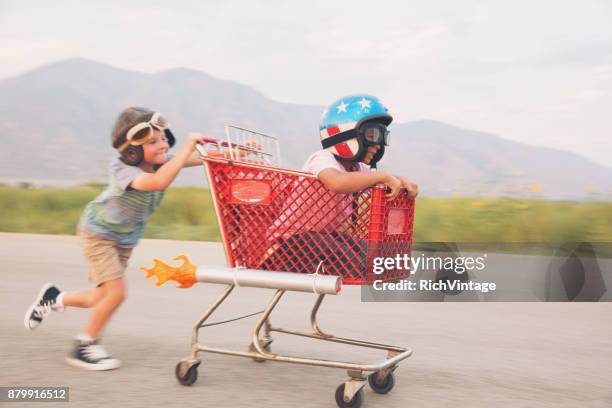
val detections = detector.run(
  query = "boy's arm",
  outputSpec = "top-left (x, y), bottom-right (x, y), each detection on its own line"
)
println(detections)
top-left (318, 168), bottom-right (401, 198)
top-left (130, 134), bottom-right (202, 192)
top-left (183, 150), bottom-right (205, 167)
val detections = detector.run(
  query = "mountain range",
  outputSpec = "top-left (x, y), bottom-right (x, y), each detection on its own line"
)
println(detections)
top-left (1, 58), bottom-right (610, 200)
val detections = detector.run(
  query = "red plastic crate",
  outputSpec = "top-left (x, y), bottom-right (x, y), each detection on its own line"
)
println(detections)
top-left (204, 158), bottom-right (415, 285)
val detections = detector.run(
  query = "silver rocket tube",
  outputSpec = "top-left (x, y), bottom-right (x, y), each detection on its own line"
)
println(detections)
top-left (195, 266), bottom-right (342, 295)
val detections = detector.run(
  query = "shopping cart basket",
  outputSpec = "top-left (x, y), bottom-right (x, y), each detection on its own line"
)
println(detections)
top-left (158, 126), bottom-right (415, 407)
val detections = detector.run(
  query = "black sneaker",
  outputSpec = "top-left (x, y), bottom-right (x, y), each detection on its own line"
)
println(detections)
top-left (66, 339), bottom-right (121, 371)
top-left (24, 283), bottom-right (64, 330)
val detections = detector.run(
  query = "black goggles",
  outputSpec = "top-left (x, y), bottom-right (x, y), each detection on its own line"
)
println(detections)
top-left (359, 123), bottom-right (389, 146)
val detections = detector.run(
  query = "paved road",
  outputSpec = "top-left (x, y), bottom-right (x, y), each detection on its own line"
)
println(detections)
top-left (1, 233), bottom-right (611, 408)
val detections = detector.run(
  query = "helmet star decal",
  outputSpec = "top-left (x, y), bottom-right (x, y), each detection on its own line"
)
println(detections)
top-left (357, 98), bottom-right (371, 109)
top-left (336, 101), bottom-right (349, 113)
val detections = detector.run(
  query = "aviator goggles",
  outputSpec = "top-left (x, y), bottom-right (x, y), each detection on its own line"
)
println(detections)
top-left (118, 112), bottom-right (170, 152)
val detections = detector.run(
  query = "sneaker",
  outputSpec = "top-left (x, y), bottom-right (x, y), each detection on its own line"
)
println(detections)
top-left (66, 339), bottom-right (121, 371)
top-left (24, 283), bottom-right (64, 330)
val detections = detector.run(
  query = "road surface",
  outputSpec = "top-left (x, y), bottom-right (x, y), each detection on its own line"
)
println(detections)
top-left (1, 233), bottom-right (610, 407)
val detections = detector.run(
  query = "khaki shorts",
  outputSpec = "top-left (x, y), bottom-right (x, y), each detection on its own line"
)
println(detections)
top-left (78, 230), bottom-right (134, 286)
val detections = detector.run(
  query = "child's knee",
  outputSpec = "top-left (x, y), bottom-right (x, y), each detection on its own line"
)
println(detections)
top-left (110, 286), bottom-right (127, 304)
top-left (84, 297), bottom-right (97, 308)
top-left (101, 279), bottom-right (127, 303)
top-left (115, 289), bottom-right (127, 303)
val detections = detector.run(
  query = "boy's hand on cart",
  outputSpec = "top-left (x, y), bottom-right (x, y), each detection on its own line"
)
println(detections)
top-left (396, 176), bottom-right (419, 198)
top-left (186, 133), bottom-right (208, 150)
top-left (243, 140), bottom-right (262, 150)
top-left (181, 134), bottom-right (210, 167)
top-left (382, 174), bottom-right (401, 199)
top-left (236, 140), bottom-right (263, 158)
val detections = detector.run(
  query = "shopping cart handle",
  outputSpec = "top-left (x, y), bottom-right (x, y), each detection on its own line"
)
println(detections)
top-left (195, 138), bottom-right (234, 157)
top-left (199, 136), bottom-right (222, 144)
top-left (375, 184), bottom-right (396, 193)
top-left (198, 136), bottom-right (243, 149)
top-left (195, 137), bottom-right (268, 161)
top-left (195, 144), bottom-right (208, 157)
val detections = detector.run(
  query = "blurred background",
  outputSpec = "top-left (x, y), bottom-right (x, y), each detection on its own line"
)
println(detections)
top-left (1, 0), bottom-right (611, 242)
top-left (1, 5), bottom-right (611, 407)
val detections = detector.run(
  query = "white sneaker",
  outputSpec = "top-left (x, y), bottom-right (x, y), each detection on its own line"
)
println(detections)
top-left (66, 339), bottom-right (121, 371)
top-left (24, 283), bottom-right (64, 330)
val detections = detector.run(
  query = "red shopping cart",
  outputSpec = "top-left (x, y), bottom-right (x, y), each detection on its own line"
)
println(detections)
top-left (204, 132), bottom-right (415, 285)
top-left (170, 126), bottom-right (415, 408)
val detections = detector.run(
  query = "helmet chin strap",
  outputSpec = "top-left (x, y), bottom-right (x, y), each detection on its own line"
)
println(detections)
top-left (337, 147), bottom-right (382, 170)
top-left (361, 141), bottom-right (384, 170)
top-left (338, 158), bottom-right (359, 172)
top-left (331, 133), bottom-right (385, 168)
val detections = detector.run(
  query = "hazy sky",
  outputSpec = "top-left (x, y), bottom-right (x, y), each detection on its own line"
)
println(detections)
top-left (1, 0), bottom-right (611, 166)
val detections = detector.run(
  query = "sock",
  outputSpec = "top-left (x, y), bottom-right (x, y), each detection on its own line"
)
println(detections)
top-left (53, 292), bottom-right (65, 311)
top-left (75, 334), bottom-right (95, 344)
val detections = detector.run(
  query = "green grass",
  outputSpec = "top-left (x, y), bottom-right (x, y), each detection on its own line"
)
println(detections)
top-left (0, 185), bottom-right (221, 242)
top-left (413, 197), bottom-right (612, 243)
top-left (0, 186), bottom-right (610, 243)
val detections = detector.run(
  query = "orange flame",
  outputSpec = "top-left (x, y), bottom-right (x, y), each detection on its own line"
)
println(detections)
top-left (140, 255), bottom-right (197, 288)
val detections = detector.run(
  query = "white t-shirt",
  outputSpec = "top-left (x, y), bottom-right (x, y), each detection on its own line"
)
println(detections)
top-left (269, 150), bottom-right (370, 240)
top-left (302, 150), bottom-right (370, 176)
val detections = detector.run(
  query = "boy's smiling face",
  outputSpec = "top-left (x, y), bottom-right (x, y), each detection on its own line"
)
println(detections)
top-left (142, 129), bottom-right (169, 166)
top-left (362, 144), bottom-right (380, 165)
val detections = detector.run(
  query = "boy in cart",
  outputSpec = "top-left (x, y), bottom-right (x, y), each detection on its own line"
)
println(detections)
top-left (309, 94), bottom-right (417, 200)
top-left (263, 94), bottom-right (418, 278)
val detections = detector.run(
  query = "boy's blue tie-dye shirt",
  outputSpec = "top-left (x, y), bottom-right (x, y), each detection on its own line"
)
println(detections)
top-left (78, 156), bottom-right (169, 247)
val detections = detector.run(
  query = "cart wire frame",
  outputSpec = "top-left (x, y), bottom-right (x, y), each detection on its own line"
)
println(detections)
top-left (176, 135), bottom-right (413, 407)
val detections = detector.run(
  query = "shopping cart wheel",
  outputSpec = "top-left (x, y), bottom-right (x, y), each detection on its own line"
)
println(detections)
top-left (248, 341), bottom-right (272, 363)
top-left (368, 371), bottom-right (395, 394)
top-left (334, 383), bottom-right (364, 408)
top-left (175, 361), bottom-right (200, 386)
